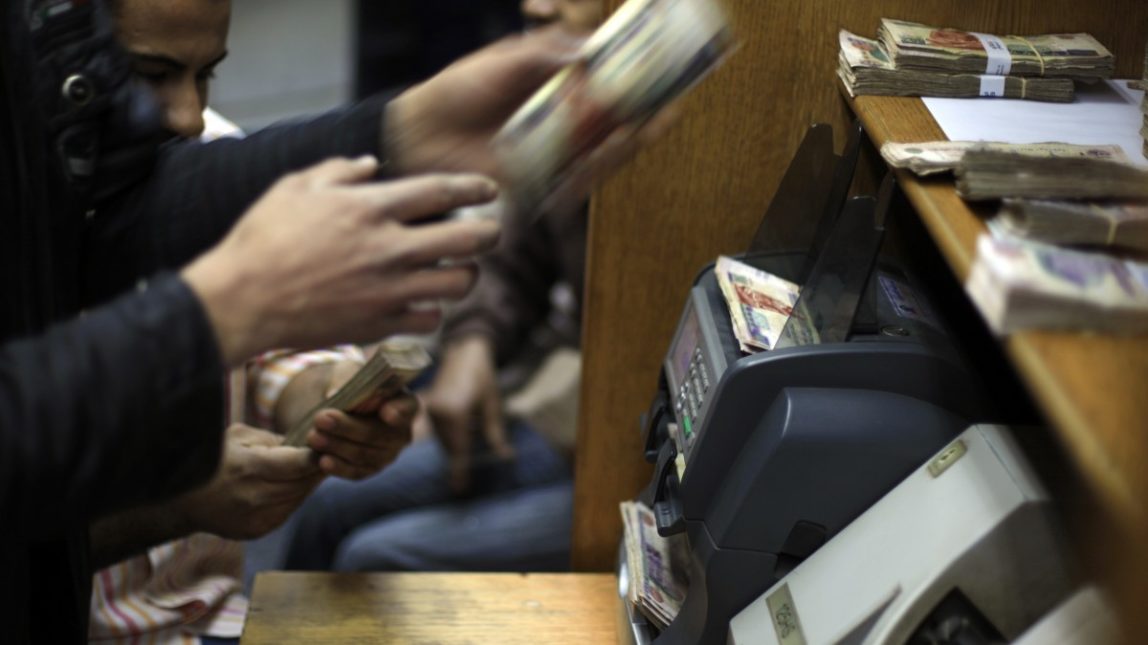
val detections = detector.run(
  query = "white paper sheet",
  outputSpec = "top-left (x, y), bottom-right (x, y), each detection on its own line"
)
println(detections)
top-left (922, 80), bottom-right (1148, 167)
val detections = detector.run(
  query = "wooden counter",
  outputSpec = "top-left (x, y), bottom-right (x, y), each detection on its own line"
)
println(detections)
top-left (849, 95), bottom-right (1148, 536)
top-left (240, 572), bottom-right (618, 644)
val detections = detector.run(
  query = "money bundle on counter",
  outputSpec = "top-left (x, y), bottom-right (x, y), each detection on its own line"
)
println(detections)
top-left (1140, 44), bottom-right (1148, 158)
top-left (494, 0), bottom-right (733, 209)
top-left (881, 141), bottom-right (1128, 176)
top-left (620, 501), bottom-right (690, 630)
top-left (714, 255), bottom-right (801, 353)
top-left (966, 235), bottom-right (1148, 334)
top-left (988, 199), bottom-right (1148, 253)
top-left (955, 150), bottom-right (1148, 201)
top-left (284, 339), bottom-right (431, 447)
top-left (877, 19), bottom-right (1114, 81)
top-left (839, 31), bottom-right (1074, 102)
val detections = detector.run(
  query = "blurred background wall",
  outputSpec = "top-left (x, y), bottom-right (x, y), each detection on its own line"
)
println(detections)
top-left (210, 0), bottom-right (522, 133)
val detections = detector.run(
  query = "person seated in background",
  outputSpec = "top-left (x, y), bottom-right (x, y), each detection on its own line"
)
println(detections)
top-left (89, 2), bottom-right (410, 643)
top-left (280, 0), bottom-right (607, 573)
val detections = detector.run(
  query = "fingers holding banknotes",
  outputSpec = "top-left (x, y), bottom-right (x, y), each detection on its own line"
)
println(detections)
top-left (182, 156), bottom-right (501, 366)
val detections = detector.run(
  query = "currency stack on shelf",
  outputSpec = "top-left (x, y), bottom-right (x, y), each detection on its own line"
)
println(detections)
top-left (988, 199), bottom-right (1148, 253)
top-left (880, 141), bottom-right (1129, 176)
top-left (284, 339), bottom-right (431, 447)
top-left (877, 19), bottom-right (1114, 81)
top-left (1141, 43), bottom-right (1148, 158)
top-left (955, 150), bottom-right (1148, 201)
top-left (713, 255), bottom-right (801, 353)
top-left (495, 0), bottom-right (733, 210)
top-left (838, 31), bottom-right (1074, 102)
top-left (965, 235), bottom-right (1148, 335)
top-left (620, 501), bottom-right (690, 630)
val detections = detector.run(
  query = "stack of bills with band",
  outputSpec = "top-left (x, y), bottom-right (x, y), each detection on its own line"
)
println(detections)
top-left (881, 141), bottom-right (1128, 177)
top-left (494, 0), bottom-right (733, 209)
top-left (714, 255), bottom-right (801, 353)
top-left (988, 199), bottom-right (1148, 253)
top-left (839, 31), bottom-right (1074, 102)
top-left (620, 501), bottom-right (689, 630)
top-left (877, 19), bottom-right (1114, 81)
top-left (966, 235), bottom-right (1148, 334)
top-left (955, 150), bottom-right (1148, 201)
top-left (284, 339), bottom-right (431, 447)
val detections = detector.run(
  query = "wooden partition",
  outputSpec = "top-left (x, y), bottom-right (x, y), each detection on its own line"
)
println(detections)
top-left (572, 0), bottom-right (1148, 580)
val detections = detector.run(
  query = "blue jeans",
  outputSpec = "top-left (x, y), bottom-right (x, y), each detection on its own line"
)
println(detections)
top-left (281, 422), bottom-right (572, 572)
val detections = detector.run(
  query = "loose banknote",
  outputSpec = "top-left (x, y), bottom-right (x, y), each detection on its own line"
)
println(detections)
top-left (620, 500), bottom-right (690, 629)
top-left (494, 0), bottom-right (733, 210)
top-left (988, 199), bottom-right (1148, 253)
top-left (284, 339), bottom-right (431, 447)
top-left (877, 18), bottom-right (1114, 80)
top-left (714, 255), bottom-right (801, 353)
top-left (965, 235), bottom-right (1148, 334)
top-left (838, 30), bottom-right (1073, 102)
top-left (881, 141), bottom-right (1128, 177)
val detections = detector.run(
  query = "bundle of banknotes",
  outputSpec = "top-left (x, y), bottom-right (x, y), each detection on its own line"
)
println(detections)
top-left (988, 199), bottom-right (1148, 253)
top-left (955, 150), bottom-right (1148, 201)
top-left (620, 501), bottom-right (690, 630)
top-left (880, 141), bottom-right (1130, 177)
top-left (1139, 45), bottom-right (1148, 158)
top-left (494, 0), bottom-right (733, 210)
top-left (714, 255), bottom-right (801, 353)
top-left (283, 339), bottom-right (431, 447)
top-left (965, 235), bottom-right (1148, 334)
top-left (838, 30), bottom-right (1074, 102)
top-left (878, 19), bottom-right (1114, 81)
top-left (840, 19), bottom-right (1114, 102)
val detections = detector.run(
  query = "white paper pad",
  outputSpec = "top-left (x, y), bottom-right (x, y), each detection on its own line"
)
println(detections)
top-left (923, 80), bottom-right (1148, 167)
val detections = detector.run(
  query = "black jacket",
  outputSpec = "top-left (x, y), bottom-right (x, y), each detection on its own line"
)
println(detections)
top-left (1, 1), bottom-right (385, 641)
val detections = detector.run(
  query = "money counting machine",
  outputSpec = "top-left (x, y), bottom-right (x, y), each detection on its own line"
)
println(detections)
top-left (728, 425), bottom-right (1075, 645)
top-left (618, 124), bottom-right (1002, 644)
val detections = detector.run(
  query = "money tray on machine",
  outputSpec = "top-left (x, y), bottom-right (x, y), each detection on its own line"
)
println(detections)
top-left (617, 123), bottom-right (1002, 645)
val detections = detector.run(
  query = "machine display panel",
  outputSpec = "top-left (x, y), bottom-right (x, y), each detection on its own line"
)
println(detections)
top-left (668, 305), bottom-right (700, 393)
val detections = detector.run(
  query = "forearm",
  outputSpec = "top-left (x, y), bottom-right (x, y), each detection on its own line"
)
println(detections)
top-left (89, 504), bottom-right (193, 570)
top-left (84, 95), bottom-right (390, 306)
top-left (0, 274), bottom-right (224, 531)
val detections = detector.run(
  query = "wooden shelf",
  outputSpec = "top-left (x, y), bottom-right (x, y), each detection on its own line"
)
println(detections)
top-left (241, 572), bottom-right (618, 644)
top-left (850, 95), bottom-right (1148, 533)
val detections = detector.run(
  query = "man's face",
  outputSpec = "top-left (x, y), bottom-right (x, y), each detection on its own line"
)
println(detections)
top-left (521, 0), bottom-right (604, 34)
top-left (113, 0), bottom-right (230, 138)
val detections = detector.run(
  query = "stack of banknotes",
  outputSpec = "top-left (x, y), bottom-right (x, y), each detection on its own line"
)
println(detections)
top-left (966, 235), bottom-right (1148, 334)
top-left (880, 141), bottom-right (1130, 177)
top-left (494, 0), bottom-right (733, 210)
top-left (284, 340), bottom-right (431, 447)
top-left (620, 501), bottom-right (690, 630)
top-left (839, 19), bottom-right (1114, 102)
top-left (988, 199), bottom-right (1148, 253)
top-left (1139, 45), bottom-right (1148, 157)
top-left (713, 255), bottom-right (801, 353)
top-left (955, 150), bottom-right (1148, 201)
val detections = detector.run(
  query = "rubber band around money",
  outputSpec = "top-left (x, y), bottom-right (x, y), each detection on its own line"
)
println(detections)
top-left (1017, 36), bottom-right (1047, 76)
top-left (971, 32), bottom-right (1012, 75)
top-left (1092, 203), bottom-right (1119, 245)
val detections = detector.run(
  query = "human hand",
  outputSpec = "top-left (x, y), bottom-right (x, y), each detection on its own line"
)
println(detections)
top-left (422, 335), bottom-right (513, 493)
top-left (172, 424), bottom-right (323, 540)
top-left (386, 27), bottom-right (681, 215)
top-left (181, 156), bottom-right (502, 366)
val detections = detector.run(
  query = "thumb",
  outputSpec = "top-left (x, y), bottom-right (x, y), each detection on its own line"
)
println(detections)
top-left (247, 445), bottom-right (322, 482)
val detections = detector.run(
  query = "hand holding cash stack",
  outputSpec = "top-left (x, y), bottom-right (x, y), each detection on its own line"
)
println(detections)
top-left (284, 340), bottom-right (432, 447)
top-left (494, 0), bottom-right (733, 210)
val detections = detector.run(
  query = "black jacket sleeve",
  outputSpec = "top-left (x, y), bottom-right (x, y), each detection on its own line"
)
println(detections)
top-left (0, 273), bottom-right (225, 535)
top-left (85, 95), bottom-right (388, 304)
